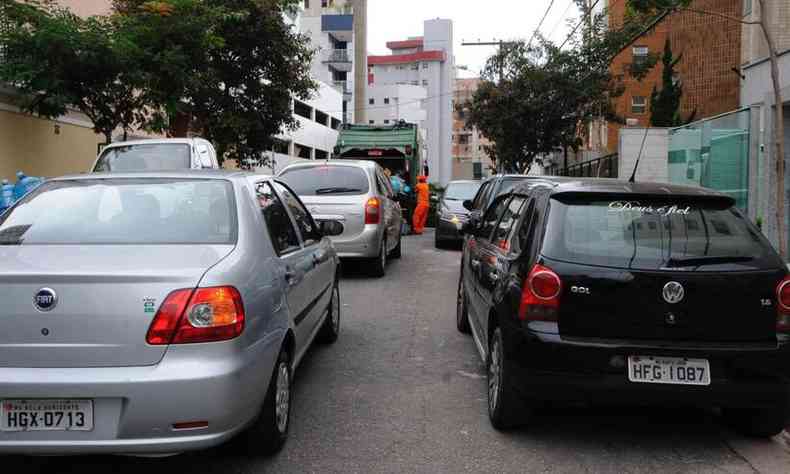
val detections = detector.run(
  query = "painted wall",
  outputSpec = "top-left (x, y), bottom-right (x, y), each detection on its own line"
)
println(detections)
top-left (55, 0), bottom-right (111, 17)
top-left (0, 108), bottom-right (103, 180)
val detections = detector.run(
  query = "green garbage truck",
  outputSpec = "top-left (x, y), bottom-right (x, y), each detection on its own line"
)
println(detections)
top-left (333, 121), bottom-right (422, 189)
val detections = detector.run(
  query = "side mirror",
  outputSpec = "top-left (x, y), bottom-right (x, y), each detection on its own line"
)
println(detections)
top-left (319, 220), bottom-right (344, 237)
top-left (462, 199), bottom-right (474, 211)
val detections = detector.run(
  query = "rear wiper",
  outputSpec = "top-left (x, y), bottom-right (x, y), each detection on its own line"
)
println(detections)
top-left (664, 256), bottom-right (753, 267)
top-left (315, 187), bottom-right (363, 195)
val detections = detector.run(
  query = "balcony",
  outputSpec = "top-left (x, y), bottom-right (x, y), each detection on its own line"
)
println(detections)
top-left (321, 14), bottom-right (353, 32)
top-left (332, 80), bottom-right (352, 97)
top-left (322, 49), bottom-right (352, 71)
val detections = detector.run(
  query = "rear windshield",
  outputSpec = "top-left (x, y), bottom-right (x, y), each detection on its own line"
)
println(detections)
top-left (0, 179), bottom-right (236, 245)
top-left (94, 144), bottom-right (191, 172)
top-left (444, 182), bottom-right (481, 201)
top-left (542, 196), bottom-right (777, 271)
top-left (279, 165), bottom-right (370, 196)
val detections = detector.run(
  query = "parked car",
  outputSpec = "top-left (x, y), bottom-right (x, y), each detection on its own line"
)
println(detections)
top-left (435, 180), bottom-right (482, 248)
top-left (462, 175), bottom-right (537, 228)
top-left (0, 170), bottom-right (343, 455)
top-left (92, 138), bottom-right (219, 172)
top-left (457, 177), bottom-right (790, 437)
top-left (278, 160), bottom-right (402, 277)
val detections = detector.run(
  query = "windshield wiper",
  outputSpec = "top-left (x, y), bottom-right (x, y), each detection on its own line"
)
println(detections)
top-left (664, 256), bottom-right (753, 267)
top-left (315, 187), bottom-right (363, 195)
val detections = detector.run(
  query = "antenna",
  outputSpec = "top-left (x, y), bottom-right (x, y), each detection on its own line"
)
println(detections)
top-left (629, 126), bottom-right (650, 183)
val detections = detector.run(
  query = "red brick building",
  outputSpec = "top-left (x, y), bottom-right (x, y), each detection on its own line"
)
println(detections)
top-left (601, 0), bottom-right (742, 153)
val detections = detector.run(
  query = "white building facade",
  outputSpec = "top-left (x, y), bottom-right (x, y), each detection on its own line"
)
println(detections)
top-left (368, 19), bottom-right (455, 186)
top-left (297, 0), bottom-right (367, 124)
top-left (366, 85), bottom-right (427, 126)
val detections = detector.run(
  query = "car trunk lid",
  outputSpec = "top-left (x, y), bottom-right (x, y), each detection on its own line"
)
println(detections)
top-left (0, 245), bottom-right (233, 368)
top-left (299, 195), bottom-right (369, 239)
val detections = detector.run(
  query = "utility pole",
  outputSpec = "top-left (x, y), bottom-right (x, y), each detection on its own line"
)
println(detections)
top-left (460, 40), bottom-right (518, 84)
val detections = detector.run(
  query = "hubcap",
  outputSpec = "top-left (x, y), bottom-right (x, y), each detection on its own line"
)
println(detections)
top-left (488, 337), bottom-right (501, 412)
top-left (331, 286), bottom-right (340, 331)
top-left (275, 362), bottom-right (290, 433)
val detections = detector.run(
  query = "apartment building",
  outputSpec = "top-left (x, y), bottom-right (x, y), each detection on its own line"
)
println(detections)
top-left (368, 19), bottom-right (455, 186)
top-left (452, 78), bottom-right (493, 180)
top-left (366, 85), bottom-right (428, 126)
top-left (298, 0), bottom-right (367, 124)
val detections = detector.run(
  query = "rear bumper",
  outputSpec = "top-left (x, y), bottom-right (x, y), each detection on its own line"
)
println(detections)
top-left (0, 330), bottom-right (283, 455)
top-left (331, 225), bottom-right (383, 259)
top-left (504, 322), bottom-right (790, 410)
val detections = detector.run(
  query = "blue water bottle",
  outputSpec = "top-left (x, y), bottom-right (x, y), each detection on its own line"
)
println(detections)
top-left (0, 179), bottom-right (14, 213)
top-left (14, 171), bottom-right (42, 201)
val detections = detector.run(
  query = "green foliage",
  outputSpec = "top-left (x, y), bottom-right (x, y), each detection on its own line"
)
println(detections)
top-left (649, 39), bottom-right (694, 127)
top-left (0, 0), bottom-right (316, 164)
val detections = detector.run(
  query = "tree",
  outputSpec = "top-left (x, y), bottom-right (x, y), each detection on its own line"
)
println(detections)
top-left (649, 38), bottom-right (695, 126)
top-left (113, 0), bottom-right (318, 166)
top-left (0, 0), bottom-right (149, 143)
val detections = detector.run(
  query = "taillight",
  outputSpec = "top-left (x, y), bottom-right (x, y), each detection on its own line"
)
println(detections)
top-left (365, 197), bottom-right (381, 224)
top-left (146, 286), bottom-right (245, 345)
top-left (518, 264), bottom-right (562, 322)
top-left (776, 276), bottom-right (790, 332)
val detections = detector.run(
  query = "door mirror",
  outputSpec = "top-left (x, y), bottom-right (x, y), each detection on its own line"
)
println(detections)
top-left (319, 220), bottom-right (344, 237)
top-left (462, 199), bottom-right (474, 211)
top-left (461, 213), bottom-right (481, 235)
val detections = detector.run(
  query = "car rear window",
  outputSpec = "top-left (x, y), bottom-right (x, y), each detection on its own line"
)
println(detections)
top-left (279, 165), bottom-right (370, 196)
top-left (0, 179), bottom-right (236, 245)
top-left (541, 196), bottom-right (778, 271)
top-left (94, 144), bottom-right (191, 171)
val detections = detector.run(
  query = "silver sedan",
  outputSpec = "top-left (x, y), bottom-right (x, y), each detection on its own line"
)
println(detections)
top-left (0, 171), bottom-right (342, 455)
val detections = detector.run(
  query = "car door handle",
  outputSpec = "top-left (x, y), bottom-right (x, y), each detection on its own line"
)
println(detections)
top-left (313, 250), bottom-right (327, 266)
top-left (284, 269), bottom-right (300, 286)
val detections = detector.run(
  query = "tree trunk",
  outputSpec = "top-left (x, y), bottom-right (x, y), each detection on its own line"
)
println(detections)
top-left (103, 130), bottom-right (112, 145)
top-left (758, 0), bottom-right (786, 259)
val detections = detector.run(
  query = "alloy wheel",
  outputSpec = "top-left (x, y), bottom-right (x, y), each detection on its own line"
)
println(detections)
top-left (275, 362), bottom-right (290, 434)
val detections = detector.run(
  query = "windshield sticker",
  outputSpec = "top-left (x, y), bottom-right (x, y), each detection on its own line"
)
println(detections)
top-left (608, 201), bottom-right (692, 216)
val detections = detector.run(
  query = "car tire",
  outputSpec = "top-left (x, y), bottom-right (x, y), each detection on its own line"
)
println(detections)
top-left (456, 277), bottom-right (471, 334)
top-left (370, 237), bottom-right (387, 277)
top-left (390, 231), bottom-right (402, 259)
top-left (723, 406), bottom-right (788, 438)
top-left (318, 281), bottom-right (341, 344)
top-left (241, 346), bottom-right (292, 454)
top-left (435, 237), bottom-right (445, 249)
top-left (488, 326), bottom-right (531, 430)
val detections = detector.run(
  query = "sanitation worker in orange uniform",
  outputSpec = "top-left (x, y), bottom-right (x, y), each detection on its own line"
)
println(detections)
top-left (412, 176), bottom-right (430, 235)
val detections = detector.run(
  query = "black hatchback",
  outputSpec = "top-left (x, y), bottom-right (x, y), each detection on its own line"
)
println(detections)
top-left (457, 177), bottom-right (790, 436)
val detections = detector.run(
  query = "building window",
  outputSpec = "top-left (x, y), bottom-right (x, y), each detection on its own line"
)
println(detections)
top-left (411, 80), bottom-right (419, 86)
top-left (411, 63), bottom-right (419, 70)
top-left (384, 97), bottom-right (390, 104)
top-left (369, 120), bottom-right (375, 124)
top-left (422, 62), bottom-right (429, 69)
top-left (369, 98), bottom-right (375, 105)
top-left (422, 79), bottom-right (428, 86)
top-left (304, 0), bottom-right (309, 9)
top-left (631, 96), bottom-right (647, 114)
top-left (384, 119), bottom-right (390, 124)
top-left (744, 0), bottom-right (752, 15)
top-left (294, 100), bottom-right (312, 120)
top-left (632, 46), bottom-right (649, 65)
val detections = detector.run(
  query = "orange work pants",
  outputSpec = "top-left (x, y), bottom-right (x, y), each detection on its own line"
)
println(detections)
top-left (413, 202), bottom-right (429, 234)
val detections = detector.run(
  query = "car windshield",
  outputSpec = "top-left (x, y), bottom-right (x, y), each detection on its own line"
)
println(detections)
top-left (0, 179), bottom-right (236, 245)
top-left (94, 144), bottom-right (191, 172)
top-left (542, 196), bottom-right (777, 271)
top-left (279, 166), bottom-right (370, 195)
top-left (444, 182), bottom-right (481, 201)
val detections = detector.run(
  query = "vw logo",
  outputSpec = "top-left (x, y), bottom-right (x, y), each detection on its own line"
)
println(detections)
top-left (33, 288), bottom-right (58, 312)
top-left (662, 282), bottom-right (685, 304)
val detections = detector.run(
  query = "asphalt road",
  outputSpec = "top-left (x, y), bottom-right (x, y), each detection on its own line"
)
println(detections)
top-left (7, 231), bottom-right (790, 473)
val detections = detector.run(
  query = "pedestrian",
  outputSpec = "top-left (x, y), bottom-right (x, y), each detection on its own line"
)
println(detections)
top-left (412, 175), bottom-right (430, 235)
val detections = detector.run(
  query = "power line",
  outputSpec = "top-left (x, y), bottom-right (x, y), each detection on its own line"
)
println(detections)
top-left (548, 0), bottom-right (577, 40)
top-left (557, 0), bottom-right (604, 50)
top-left (527, 0), bottom-right (557, 48)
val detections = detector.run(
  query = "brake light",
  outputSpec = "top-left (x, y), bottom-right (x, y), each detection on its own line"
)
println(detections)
top-left (365, 197), bottom-right (381, 224)
top-left (776, 276), bottom-right (790, 332)
top-left (518, 264), bottom-right (562, 322)
top-left (146, 286), bottom-right (245, 345)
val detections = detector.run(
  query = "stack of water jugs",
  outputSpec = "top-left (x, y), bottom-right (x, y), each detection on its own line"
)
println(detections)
top-left (0, 172), bottom-right (43, 214)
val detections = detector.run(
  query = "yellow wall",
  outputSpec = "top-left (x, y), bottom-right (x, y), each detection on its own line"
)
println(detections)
top-left (0, 109), bottom-right (103, 180)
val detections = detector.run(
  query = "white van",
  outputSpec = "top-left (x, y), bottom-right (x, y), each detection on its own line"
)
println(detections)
top-left (92, 138), bottom-right (219, 172)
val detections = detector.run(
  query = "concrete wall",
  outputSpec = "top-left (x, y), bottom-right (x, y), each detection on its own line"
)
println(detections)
top-left (618, 128), bottom-right (669, 183)
top-left (0, 107), bottom-right (103, 179)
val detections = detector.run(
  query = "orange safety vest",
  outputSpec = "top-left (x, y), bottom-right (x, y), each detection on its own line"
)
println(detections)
top-left (416, 183), bottom-right (430, 205)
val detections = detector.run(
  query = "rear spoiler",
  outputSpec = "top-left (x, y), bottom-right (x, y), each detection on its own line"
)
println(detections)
top-left (549, 191), bottom-right (736, 208)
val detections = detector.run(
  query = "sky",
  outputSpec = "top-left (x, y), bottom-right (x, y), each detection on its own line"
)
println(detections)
top-left (367, 0), bottom-right (583, 79)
